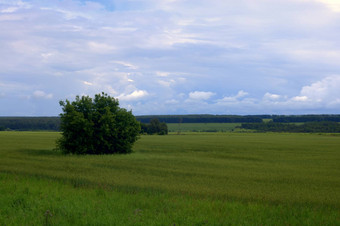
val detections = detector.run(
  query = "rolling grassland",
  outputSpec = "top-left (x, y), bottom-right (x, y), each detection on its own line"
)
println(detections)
top-left (167, 123), bottom-right (241, 132)
top-left (0, 131), bottom-right (339, 225)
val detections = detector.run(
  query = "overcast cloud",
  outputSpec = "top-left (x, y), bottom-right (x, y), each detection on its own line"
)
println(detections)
top-left (0, 0), bottom-right (339, 115)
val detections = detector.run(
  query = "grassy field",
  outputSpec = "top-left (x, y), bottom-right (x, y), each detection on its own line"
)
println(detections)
top-left (167, 123), bottom-right (241, 132)
top-left (0, 132), bottom-right (339, 225)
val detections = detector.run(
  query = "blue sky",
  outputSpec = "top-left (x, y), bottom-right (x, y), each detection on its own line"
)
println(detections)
top-left (0, 0), bottom-right (340, 116)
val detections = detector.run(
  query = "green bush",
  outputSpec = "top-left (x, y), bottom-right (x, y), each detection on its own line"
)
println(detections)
top-left (57, 92), bottom-right (140, 154)
top-left (140, 118), bottom-right (168, 135)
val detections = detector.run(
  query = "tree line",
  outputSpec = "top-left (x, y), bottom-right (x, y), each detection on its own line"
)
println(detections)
top-left (0, 115), bottom-right (263, 131)
top-left (0, 117), bottom-right (60, 131)
top-left (272, 115), bottom-right (340, 123)
top-left (136, 115), bottom-right (263, 123)
top-left (240, 121), bottom-right (340, 133)
top-left (0, 116), bottom-right (169, 134)
top-left (1, 114), bottom-right (340, 131)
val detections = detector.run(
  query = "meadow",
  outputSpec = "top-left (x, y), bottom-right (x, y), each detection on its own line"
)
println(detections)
top-left (167, 123), bottom-right (241, 132)
top-left (0, 131), bottom-right (339, 225)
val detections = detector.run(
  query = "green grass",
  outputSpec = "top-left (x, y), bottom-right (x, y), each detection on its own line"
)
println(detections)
top-left (0, 131), bottom-right (339, 225)
top-left (167, 123), bottom-right (241, 132)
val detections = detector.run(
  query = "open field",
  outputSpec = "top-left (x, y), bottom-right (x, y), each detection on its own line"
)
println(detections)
top-left (167, 123), bottom-right (241, 132)
top-left (0, 132), bottom-right (339, 225)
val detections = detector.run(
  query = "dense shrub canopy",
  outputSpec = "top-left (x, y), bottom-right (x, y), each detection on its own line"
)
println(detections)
top-left (140, 118), bottom-right (168, 135)
top-left (57, 93), bottom-right (140, 154)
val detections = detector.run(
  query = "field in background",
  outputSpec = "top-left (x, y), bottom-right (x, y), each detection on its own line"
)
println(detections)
top-left (167, 123), bottom-right (241, 132)
top-left (0, 132), bottom-right (339, 225)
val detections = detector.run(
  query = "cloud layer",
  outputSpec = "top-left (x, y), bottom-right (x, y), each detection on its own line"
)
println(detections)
top-left (0, 0), bottom-right (339, 115)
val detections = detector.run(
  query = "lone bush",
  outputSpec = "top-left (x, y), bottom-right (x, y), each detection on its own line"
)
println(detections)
top-left (57, 92), bottom-right (140, 154)
top-left (140, 118), bottom-right (168, 135)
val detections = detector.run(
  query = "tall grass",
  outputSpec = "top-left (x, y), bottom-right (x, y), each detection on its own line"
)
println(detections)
top-left (0, 131), bottom-right (339, 225)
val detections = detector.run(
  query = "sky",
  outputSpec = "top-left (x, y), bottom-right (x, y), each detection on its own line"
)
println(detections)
top-left (0, 0), bottom-right (340, 116)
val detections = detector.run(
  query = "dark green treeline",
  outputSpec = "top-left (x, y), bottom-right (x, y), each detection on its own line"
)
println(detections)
top-left (1, 115), bottom-right (340, 132)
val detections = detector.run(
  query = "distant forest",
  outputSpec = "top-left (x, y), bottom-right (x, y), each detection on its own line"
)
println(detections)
top-left (0, 114), bottom-right (340, 132)
top-left (272, 115), bottom-right (340, 123)
top-left (136, 115), bottom-right (263, 123)
top-left (0, 117), bottom-right (60, 131)
top-left (240, 121), bottom-right (340, 133)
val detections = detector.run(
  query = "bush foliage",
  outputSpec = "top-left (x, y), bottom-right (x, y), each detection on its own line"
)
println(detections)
top-left (140, 118), bottom-right (168, 135)
top-left (57, 93), bottom-right (140, 154)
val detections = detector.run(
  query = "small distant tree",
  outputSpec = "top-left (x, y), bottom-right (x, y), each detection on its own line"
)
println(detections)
top-left (141, 118), bottom-right (168, 135)
top-left (57, 92), bottom-right (140, 154)
top-left (140, 123), bottom-right (149, 134)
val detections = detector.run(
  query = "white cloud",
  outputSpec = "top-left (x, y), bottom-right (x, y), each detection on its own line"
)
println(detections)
top-left (263, 92), bottom-right (281, 100)
top-left (297, 75), bottom-right (340, 104)
top-left (291, 96), bottom-right (308, 102)
top-left (83, 81), bottom-right (93, 86)
top-left (165, 99), bottom-right (179, 104)
top-left (33, 90), bottom-right (53, 99)
top-left (261, 75), bottom-right (340, 111)
top-left (1, 7), bottom-right (19, 13)
top-left (156, 71), bottom-right (170, 77)
top-left (87, 42), bottom-right (116, 54)
top-left (218, 90), bottom-right (248, 102)
top-left (103, 85), bottom-right (118, 96)
top-left (158, 79), bottom-right (176, 87)
top-left (188, 91), bottom-right (215, 100)
top-left (41, 52), bottom-right (54, 59)
top-left (111, 61), bottom-right (138, 70)
top-left (118, 90), bottom-right (149, 101)
top-left (316, 0), bottom-right (340, 12)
